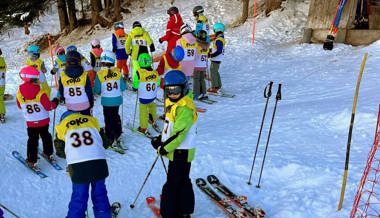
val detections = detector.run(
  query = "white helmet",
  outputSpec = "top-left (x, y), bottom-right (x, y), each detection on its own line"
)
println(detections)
top-left (91, 39), bottom-right (100, 47)
top-left (100, 50), bottom-right (116, 64)
top-left (180, 23), bottom-right (192, 35)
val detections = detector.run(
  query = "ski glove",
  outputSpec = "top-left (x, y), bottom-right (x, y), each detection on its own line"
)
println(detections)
top-left (52, 97), bottom-right (59, 106)
top-left (159, 38), bottom-right (163, 44)
top-left (157, 146), bottom-right (168, 156)
top-left (50, 69), bottom-right (56, 75)
top-left (151, 135), bottom-right (163, 149)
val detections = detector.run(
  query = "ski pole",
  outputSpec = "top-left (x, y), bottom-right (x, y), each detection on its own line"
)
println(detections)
top-left (130, 155), bottom-right (159, 208)
top-left (256, 83), bottom-right (281, 188)
top-left (132, 90), bottom-right (139, 129)
top-left (0, 203), bottom-right (20, 218)
top-left (247, 81), bottom-right (273, 185)
top-left (160, 156), bottom-right (168, 175)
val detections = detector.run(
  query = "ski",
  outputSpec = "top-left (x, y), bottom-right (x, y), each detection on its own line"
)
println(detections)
top-left (196, 178), bottom-right (248, 218)
top-left (111, 202), bottom-right (121, 218)
top-left (197, 98), bottom-right (217, 104)
top-left (126, 125), bottom-right (154, 139)
top-left (207, 91), bottom-right (235, 98)
top-left (108, 146), bottom-right (126, 154)
top-left (207, 175), bottom-right (266, 218)
top-left (146, 196), bottom-right (161, 218)
top-left (12, 151), bottom-right (48, 179)
top-left (0, 203), bottom-right (20, 218)
top-left (38, 149), bottom-right (63, 170)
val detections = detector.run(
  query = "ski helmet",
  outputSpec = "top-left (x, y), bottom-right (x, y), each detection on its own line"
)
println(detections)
top-left (133, 21), bottom-right (142, 28)
top-left (138, 53), bottom-right (152, 68)
top-left (171, 46), bottom-right (185, 62)
top-left (114, 21), bottom-right (124, 29)
top-left (167, 6), bottom-right (179, 15)
top-left (180, 23), bottom-right (192, 35)
top-left (66, 45), bottom-right (77, 52)
top-left (91, 39), bottom-right (100, 48)
top-left (19, 66), bottom-right (40, 82)
top-left (100, 50), bottom-right (116, 64)
top-left (164, 70), bottom-right (189, 99)
top-left (193, 6), bottom-right (204, 16)
top-left (27, 45), bottom-right (40, 55)
top-left (55, 46), bottom-right (65, 55)
top-left (66, 51), bottom-right (81, 66)
top-left (213, 23), bottom-right (225, 33)
top-left (196, 30), bottom-right (208, 43)
top-left (60, 110), bottom-right (78, 121)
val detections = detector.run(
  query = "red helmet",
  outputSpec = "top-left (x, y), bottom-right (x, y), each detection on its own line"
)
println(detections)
top-left (54, 46), bottom-right (65, 55)
top-left (20, 66), bottom-right (39, 82)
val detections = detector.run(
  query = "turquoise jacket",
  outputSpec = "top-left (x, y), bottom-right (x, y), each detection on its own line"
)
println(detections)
top-left (93, 69), bottom-right (126, 107)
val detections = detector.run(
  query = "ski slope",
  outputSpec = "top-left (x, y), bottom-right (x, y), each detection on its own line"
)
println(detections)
top-left (1, 0), bottom-right (380, 217)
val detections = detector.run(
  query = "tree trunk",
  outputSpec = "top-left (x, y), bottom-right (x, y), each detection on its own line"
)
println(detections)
top-left (265, 0), bottom-right (282, 16)
top-left (57, 0), bottom-right (69, 31)
top-left (114, 0), bottom-right (122, 21)
top-left (230, 0), bottom-right (250, 27)
top-left (96, 0), bottom-right (103, 11)
top-left (91, 0), bottom-right (100, 25)
top-left (104, 0), bottom-right (111, 17)
top-left (66, 0), bottom-right (78, 31)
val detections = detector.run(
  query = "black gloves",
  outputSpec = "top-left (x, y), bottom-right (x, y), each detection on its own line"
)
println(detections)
top-left (151, 135), bottom-right (163, 150)
top-left (50, 69), bottom-right (56, 75)
top-left (52, 97), bottom-right (59, 106)
top-left (157, 146), bottom-right (168, 155)
top-left (158, 38), bottom-right (163, 44)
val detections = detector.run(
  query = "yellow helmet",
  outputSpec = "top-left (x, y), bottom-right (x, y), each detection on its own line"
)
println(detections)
top-left (198, 15), bottom-right (208, 24)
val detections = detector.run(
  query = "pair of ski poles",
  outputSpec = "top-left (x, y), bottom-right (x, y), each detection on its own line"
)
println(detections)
top-left (130, 154), bottom-right (168, 208)
top-left (247, 81), bottom-right (282, 188)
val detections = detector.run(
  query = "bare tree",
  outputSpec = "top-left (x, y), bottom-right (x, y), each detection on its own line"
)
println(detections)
top-left (96, 0), bottom-right (103, 11)
top-left (230, 0), bottom-right (250, 27)
top-left (57, 0), bottom-right (69, 31)
top-left (91, 0), bottom-right (101, 25)
top-left (265, 0), bottom-right (282, 16)
top-left (114, 0), bottom-right (122, 21)
top-left (104, 0), bottom-right (111, 17)
top-left (66, 0), bottom-right (78, 31)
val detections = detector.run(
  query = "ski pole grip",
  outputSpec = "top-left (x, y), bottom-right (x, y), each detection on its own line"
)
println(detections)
top-left (276, 84), bottom-right (282, 100)
top-left (264, 81), bottom-right (273, 98)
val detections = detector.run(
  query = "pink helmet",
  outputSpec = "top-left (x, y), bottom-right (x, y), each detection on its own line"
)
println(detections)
top-left (91, 39), bottom-right (100, 47)
top-left (20, 66), bottom-right (39, 82)
top-left (54, 46), bottom-right (65, 55)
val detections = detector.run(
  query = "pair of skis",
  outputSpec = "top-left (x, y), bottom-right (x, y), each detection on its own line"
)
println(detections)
top-left (196, 175), bottom-right (265, 218)
top-left (207, 91), bottom-right (236, 98)
top-left (12, 150), bottom-right (64, 179)
top-left (247, 81), bottom-right (282, 187)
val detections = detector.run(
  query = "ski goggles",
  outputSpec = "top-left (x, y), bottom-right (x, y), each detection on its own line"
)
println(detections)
top-left (165, 85), bottom-right (182, 95)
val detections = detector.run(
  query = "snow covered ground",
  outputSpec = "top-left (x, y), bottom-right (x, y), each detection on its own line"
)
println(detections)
top-left (1, 0), bottom-right (380, 217)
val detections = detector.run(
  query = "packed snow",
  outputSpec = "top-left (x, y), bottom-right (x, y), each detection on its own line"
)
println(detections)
top-left (1, 0), bottom-right (380, 217)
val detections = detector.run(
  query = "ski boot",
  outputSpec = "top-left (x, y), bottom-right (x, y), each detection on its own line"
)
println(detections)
top-left (0, 114), bottom-right (5, 123)
top-left (41, 153), bottom-right (56, 163)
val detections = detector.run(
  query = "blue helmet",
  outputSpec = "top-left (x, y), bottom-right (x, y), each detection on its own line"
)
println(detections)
top-left (66, 45), bottom-right (77, 52)
top-left (27, 45), bottom-right (40, 55)
top-left (66, 51), bottom-right (81, 66)
top-left (60, 110), bottom-right (78, 121)
top-left (164, 70), bottom-right (189, 98)
top-left (171, 46), bottom-right (185, 62)
top-left (213, 23), bottom-right (225, 33)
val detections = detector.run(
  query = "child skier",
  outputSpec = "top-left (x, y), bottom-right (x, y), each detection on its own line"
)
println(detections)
top-left (58, 50), bottom-right (94, 116)
top-left (55, 110), bottom-right (111, 218)
top-left (193, 30), bottom-right (210, 100)
top-left (112, 21), bottom-right (129, 79)
top-left (159, 6), bottom-right (184, 54)
top-left (25, 44), bottom-right (51, 97)
top-left (176, 23), bottom-right (198, 90)
top-left (208, 23), bottom-right (226, 94)
top-left (50, 46), bottom-right (66, 82)
top-left (125, 21), bottom-right (155, 90)
top-left (16, 66), bottom-right (59, 169)
top-left (151, 70), bottom-right (197, 218)
top-left (0, 48), bottom-right (6, 123)
top-left (135, 53), bottom-right (160, 135)
top-left (193, 5), bottom-right (211, 43)
top-left (156, 46), bottom-right (184, 89)
top-left (90, 39), bottom-right (103, 73)
top-left (93, 50), bottom-right (126, 148)
top-left (66, 45), bottom-right (96, 87)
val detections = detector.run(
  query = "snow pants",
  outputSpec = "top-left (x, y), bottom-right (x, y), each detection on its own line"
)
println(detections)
top-left (26, 125), bottom-right (53, 163)
top-left (193, 70), bottom-right (206, 98)
top-left (160, 160), bottom-right (194, 218)
top-left (67, 179), bottom-right (111, 218)
top-left (103, 106), bottom-right (122, 141)
top-left (210, 61), bottom-right (222, 89)
top-left (139, 102), bottom-right (157, 129)
top-left (0, 86), bottom-right (5, 114)
top-left (116, 59), bottom-right (129, 77)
